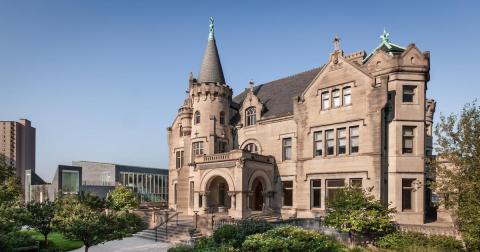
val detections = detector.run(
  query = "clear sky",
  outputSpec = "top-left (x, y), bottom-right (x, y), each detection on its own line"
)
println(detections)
top-left (1, 0), bottom-right (479, 180)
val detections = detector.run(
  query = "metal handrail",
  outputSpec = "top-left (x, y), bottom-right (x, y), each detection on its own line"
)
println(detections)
top-left (151, 211), bottom-right (182, 242)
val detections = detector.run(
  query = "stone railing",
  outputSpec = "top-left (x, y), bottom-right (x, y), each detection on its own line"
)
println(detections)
top-left (202, 152), bottom-right (231, 162)
top-left (195, 150), bottom-right (274, 164)
top-left (398, 224), bottom-right (460, 238)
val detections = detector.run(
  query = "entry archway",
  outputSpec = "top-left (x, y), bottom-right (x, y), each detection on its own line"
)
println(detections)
top-left (252, 178), bottom-right (264, 211)
top-left (205, 176), bottom-right (231, 213)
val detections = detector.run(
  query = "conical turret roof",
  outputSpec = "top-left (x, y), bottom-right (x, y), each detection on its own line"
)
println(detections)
top-left (198, 17), bottom-right (225, 84)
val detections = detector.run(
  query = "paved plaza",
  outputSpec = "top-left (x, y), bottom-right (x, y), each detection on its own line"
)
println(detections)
top-left (71, 236), bottom-right (171, 252)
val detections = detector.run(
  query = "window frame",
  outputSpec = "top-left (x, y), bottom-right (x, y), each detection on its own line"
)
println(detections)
top-left (402, 126), bottom-right (415, 154)
top-left (245, 107), bottom-right (256, 126)
top-left (282, 137), bottom-right (292, 161)
top-left (219, 111), bottom-right (225, 125)
top-left (349, 126), bottom-right (359, 154)
top-left (402, 85), bottom-right (416, 103)
top-left (243, 143), bottom-right (258, 153)
top-left (332, 89), bottom-right (341, 108)
top-left (402, 178), bottom-right (415, 211)
top-left (326, 179), bottom-right (345, 203)
top-left (175, 150), bottom-right (184, 169)
top-left (192, 141), bottom-right (204, 156)
top-left (326, 130), bottom-right (335, 156)
top-left (282, 181), bottom-right (293, 207)
top-left (337, 128), bottom-right (347, 155)
top-left (343, 86), bottom-right (352, 105)
top-left (321, 91), bottom-right (330, 110)
top-left (313, 131), bottom-right (323, 157)
top-left (310, 179), bottom-right (322, 209)
top-left (194, 111), bottom-right (201, 125)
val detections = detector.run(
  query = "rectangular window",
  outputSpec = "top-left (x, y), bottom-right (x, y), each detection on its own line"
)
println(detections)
top-left (350, 126), bottom-right (359, 153)
top-left (350, 178), bottom-right (362, 188)
top-left (175, 151), bottom-right (184, 168)
top-left (326, 179), bottom-right (345, 203)
top-left (326, 130), bottom-right (335, 155)
top-left (283, 181), bottom-right (293, 206)
top-left (337, 128), bottom-right (347, 154)
top-left (310, 179), bottom-right (321, 208)
top-left (403, 85), bottom-right (416, 103)
top-left (332, 89), bottom-right (341, 108)
top-left (402, 126), bottom-right (415, 154)
top-left (313, 131), bottom-right (322, 157)
top-left (174, 184), bottom-right (177, 204)
top-left (62, 170), bottom-right (79, 194)
top-left (282, 138), bottom-right (292, 161)
top-left (343, 87), bottom-right (351, 105)
top-left (322, 91), bottom-right (330, 110)
top-left (402, 179), bottom-right (415, 211)
top-left (192, 142), bottom-right (204, 156)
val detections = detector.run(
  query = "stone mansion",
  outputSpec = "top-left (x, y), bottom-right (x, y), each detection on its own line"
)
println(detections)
top-left (168, 19), bottom-right (436, 225)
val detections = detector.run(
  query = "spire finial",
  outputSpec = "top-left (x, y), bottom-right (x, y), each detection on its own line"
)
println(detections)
top-left (333, 35), bottom-right (341, 51)
top-left (248, 80), bottom-right (255, 91)
top-left (380, 28), bottom-right (390, 43)
top-left (208, 16), bottom-right (215, 40)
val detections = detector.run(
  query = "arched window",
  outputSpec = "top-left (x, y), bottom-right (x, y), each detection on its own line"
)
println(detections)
top-left (219, 111), bottom-right (225, 125)
top-left (245, 107), bottom-right (256, 126)
top-left (243, 143), bottom-right (258, 153)
top-left (194, 111), bottom-right (201, 125)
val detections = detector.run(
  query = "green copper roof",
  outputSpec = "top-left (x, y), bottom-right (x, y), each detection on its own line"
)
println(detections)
top-left (208, 16), bottom-right (215, 40)
top-left (364, 29), bottom-right (405, 62)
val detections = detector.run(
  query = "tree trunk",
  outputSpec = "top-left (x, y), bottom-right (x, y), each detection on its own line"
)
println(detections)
top-left (44, 234), bottom-right (48, 246)
top-left (85, 245), bottom-right (89, 252)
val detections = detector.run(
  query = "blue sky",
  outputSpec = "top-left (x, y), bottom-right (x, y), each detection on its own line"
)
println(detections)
top-left (1, 1), bottom-right (479, 180)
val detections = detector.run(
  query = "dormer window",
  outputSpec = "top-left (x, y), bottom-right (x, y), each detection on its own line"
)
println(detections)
top-left (194, 111), bottom-right (201, 124)
top-left (245, 107), bottom-right (256, 126)
top-left (219, 111), bottom-right (225, 125)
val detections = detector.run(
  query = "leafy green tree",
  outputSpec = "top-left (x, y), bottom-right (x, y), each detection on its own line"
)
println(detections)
top-left (106, 185), bottom-right (139, 212)
top-left (432, 101), bottom-right (480, 251)
top-left (0, 155), bottom-right (32, 251)
top-left (26, 200), bottom-right (56, 245)
top-left (324, 186), bottom-right (396, 241)
top-left (54, 194), bottom-right (115, 252)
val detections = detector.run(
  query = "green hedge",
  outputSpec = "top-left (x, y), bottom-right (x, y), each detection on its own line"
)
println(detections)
top-left (242, 225), bottom-right (344, 252)
top-left (375, 231), bottom-right (464, 251)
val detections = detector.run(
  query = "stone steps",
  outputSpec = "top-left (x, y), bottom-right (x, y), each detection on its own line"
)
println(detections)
top-left (134, 215), bottom-right (202, 243)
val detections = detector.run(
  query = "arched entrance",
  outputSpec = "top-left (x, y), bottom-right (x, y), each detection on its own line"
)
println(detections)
top-left (206, 176), bottom-right (231, 213)
top-left (251, 178), bottom-right (264, 211)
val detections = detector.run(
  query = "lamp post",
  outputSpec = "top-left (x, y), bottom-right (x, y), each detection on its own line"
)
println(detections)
top-left (193, 210), bottom-right (199, 229)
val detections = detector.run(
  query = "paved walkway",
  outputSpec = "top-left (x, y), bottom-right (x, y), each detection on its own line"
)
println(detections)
top-left (71, 236), bottom-right (172, 252)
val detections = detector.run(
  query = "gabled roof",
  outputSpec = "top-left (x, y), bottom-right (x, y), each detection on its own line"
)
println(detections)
top-left (233, 67), bottom-right (323, 119)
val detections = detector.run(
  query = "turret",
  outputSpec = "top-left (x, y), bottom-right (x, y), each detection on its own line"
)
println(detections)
top-left (190, 17), bottom-right (232, 155)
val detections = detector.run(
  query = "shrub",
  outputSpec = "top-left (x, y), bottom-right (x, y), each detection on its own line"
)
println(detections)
top-left (213, 224), bottom-right (238, 245)
top-left (375, 231), bottom-right (464, 251)
top-left (213, 219), bottom-right (272, 248)
top-left (242, 225), bottom-right (344, 252)
top-left (167, 244), bottom-right (194, 252)
top-left (324, 187), bottom-right (396, 241)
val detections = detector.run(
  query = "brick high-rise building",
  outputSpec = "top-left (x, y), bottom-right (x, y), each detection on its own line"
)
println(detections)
top-left (0, 119), bottom-right (36, 187)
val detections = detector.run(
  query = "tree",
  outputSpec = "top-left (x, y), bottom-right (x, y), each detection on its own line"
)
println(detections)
top-left (26, 200), bottom-right (55, 245)
top-left (0, 155), bottom-right (32, 250)
top-left (432, 101), bottom-right (480, 251)
top-left (324, 187), bottom-right (396, 241)
top-left (106, 185), bottom-right (139, 212)
top-left (54, 194), bottom-right (114, 252)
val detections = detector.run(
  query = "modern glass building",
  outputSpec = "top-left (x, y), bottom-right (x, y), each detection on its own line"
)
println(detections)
top-left (120, 172), bottom-right (168, 203)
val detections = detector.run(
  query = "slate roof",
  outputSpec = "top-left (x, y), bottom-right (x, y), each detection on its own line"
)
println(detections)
top-left (198, 38), bottom-right (226, 84)
top-left (233, 66), bottom-right (323, 120)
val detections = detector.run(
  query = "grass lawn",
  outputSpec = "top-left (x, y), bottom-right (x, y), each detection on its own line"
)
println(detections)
top-left (21, 230), bottom-right (84, 251)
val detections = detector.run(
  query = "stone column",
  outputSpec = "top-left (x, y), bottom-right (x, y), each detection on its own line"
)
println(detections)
top-left (228, 191), bottom-right (236, 210)
top-left (200, 191), bottom-right (210, 214)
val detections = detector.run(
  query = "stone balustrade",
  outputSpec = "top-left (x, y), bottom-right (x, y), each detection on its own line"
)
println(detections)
top-left (194, 150), bottom-right (274, 164)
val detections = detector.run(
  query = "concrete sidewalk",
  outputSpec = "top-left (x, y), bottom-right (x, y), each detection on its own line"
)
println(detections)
top-left (71, 236), bottom-right (172, 252)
